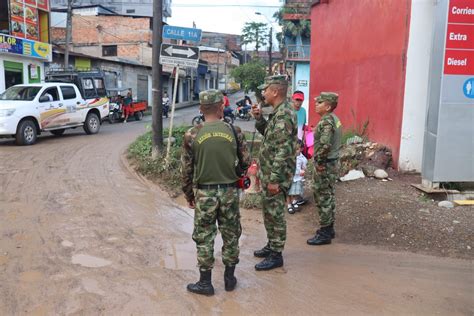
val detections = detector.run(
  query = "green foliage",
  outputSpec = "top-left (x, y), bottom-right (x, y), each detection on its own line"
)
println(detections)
top-left (230, 61), bottom-right (266, 99)
top-left (418, 193), bottom-right (432, 204)
top-left (127, 126), bottom-right (189, 195)
top-left (241, 22), bottom-right (269, 53)
top-left (440, 182), bottom-right (463, 191)
top-left (273, 7), bottom-right (311, 43)
top-left (341, 107), bottom-right (370, 144)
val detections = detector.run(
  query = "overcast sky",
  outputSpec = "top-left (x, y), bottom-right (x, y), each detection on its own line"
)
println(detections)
top-left (167, 0), bottom-right (283, 49)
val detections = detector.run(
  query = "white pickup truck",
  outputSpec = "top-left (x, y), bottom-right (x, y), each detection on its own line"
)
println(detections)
top-left (0, 82), bottom-right (109, 145)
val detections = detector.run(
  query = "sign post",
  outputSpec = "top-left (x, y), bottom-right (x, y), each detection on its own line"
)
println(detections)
top-left (161, 25), bottom-right (202, 165)
top-left (165, 64), bottom-right (181, 166)
top-left (163, 25), bottom-right (202, 42)
top-left (159, 44), bottom-right (200, 68)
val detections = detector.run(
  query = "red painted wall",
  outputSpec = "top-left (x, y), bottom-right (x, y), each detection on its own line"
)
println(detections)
top-left (309, 0), bottom-right (411, 167)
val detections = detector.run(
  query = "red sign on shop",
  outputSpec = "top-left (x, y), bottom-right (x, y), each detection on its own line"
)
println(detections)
top-left (446, 24), bottom-right (474, 50)
top-left (444, 50), bottom-right (474, 75)
top-left (448, 0), bottom-right (474, 24)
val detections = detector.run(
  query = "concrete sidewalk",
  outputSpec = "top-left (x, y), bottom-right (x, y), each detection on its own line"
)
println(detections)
top-left (174, 100), bottom-right (199, 110)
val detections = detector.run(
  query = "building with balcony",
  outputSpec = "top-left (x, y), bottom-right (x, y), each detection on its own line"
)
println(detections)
top-left (280, 0), bottom-right (312, 117)
top-left (0, 0), bottom-right (53, 91)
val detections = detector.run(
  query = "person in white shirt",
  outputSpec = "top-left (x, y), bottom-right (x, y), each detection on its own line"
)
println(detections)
top-left (287, 140), bottom-right (308, 214)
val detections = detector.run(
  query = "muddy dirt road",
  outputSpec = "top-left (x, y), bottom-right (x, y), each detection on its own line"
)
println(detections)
top-left (0, 117), bottom-right (472, 315)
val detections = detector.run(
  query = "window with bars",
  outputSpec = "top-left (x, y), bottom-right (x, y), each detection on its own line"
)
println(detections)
top-left (102, 45), bottom-right (118, 57)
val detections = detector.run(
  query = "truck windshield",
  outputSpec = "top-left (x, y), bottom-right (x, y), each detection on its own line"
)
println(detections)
top-left (0, 86), bottom-right (42, 101)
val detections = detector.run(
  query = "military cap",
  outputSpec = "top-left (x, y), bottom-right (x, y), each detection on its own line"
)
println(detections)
top-left (199, 89), bottom-right (223, 105)
top-left (257, 75), bottom-right (289, 90)
top-left (315, 92), bottom-right (339, 104)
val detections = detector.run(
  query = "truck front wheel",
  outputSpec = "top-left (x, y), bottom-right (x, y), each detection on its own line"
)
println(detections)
top-left (16, 119), bottom-right (37, 146)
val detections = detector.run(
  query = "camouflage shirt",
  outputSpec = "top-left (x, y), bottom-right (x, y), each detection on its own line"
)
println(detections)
top-left (181, 121), bottom-right (250, 203)
top-left (255, 100), bottom-right (297, 190)
top-left (314, 112), bottom-right (342, 164)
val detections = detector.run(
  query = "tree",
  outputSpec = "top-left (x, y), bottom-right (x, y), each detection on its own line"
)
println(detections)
top-left (231, 61), bottom-right (267, 101)
top-left (241, 22), bottom-right (269, 54)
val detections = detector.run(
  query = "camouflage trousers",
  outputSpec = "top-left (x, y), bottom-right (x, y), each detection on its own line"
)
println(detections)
top-left (260, 181), bottom-right (287, 253)
top-left (192, 187), bottom-right (241, 271)
top-left (312, 161), bottom-right (338, 227)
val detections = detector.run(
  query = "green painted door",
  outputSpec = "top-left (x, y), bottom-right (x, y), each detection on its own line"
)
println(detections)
top-left (4, 61), bottom-right (23, 88)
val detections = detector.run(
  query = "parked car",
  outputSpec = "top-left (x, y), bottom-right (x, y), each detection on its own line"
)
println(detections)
top-left (0, 81), bottom-right (109, 145)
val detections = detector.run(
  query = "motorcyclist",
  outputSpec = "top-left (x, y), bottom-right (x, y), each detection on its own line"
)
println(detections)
top-left (122, 90), bottom-right (133, 123)
top-left (236, 95), bottom-right (252, 118)
top-left (241, 96), bottom-right (252, 115)
top-left (162, 91), bottom-right (170, 118)
top-left (223, 92), bottom-right (233, 118)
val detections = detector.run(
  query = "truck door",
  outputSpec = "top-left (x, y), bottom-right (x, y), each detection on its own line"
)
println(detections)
top-left (59, 85), bottom-right (83, 125)
top-left (38, 87), bottom-right (63, 129)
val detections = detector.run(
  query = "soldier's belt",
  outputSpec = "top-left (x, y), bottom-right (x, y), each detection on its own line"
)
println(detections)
top-left (197, 183), bottom-right (237, 190)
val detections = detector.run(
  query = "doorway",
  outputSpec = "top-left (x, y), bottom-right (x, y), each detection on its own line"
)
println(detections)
top-left (4, 61), bottom-right (24, 89)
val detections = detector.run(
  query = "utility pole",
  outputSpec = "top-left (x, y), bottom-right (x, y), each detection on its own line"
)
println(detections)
top-left (268, 26), bottom-right (273, 75)
top-left (216, 47), bottom-right (220, 90)
top-left (64, 0), bottom-right (73, 69)
top-left (224, 60), bottom-right (227, 92)
top-left (151, 0), bottom-right (164, 157)
top-left (244, 43), bottom-right (247, 63)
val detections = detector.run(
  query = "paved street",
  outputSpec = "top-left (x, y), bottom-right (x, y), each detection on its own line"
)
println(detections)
top-left (0, 97), bottom-right (471, 315)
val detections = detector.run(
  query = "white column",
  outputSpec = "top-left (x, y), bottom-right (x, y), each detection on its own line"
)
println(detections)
top-left (0, 57), bottom-right (5, 92)
top-left (399, 0), bottom-right (436, 171)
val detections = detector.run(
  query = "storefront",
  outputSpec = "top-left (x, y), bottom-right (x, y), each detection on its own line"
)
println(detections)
top-left (0, 35), bottom-right (51, 91)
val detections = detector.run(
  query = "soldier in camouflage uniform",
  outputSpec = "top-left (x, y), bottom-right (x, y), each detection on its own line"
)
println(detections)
top-left (307, 92), bottom-right (342, 246)
top-left (181, 90), bottom-right (250, 296)
top-left (251, 75), bottom-right (297, 271)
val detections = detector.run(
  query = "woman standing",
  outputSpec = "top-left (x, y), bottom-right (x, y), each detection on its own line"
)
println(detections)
top-left (122, 90), bottom-right (133, 123)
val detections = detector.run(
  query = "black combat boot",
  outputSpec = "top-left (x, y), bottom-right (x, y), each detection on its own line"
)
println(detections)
top-left (314, 223), bottom-right (336, 239)
top-left (307, 225), bottom-right (332, 246)
top-left (253, 244), bottom-right (272, 258)
top-left (328, 223), bottom-right (336, 238)
top-left (224, 265), bottom-right (237, 291)
top-left (255, 251), bottom-right (283, 271)
top-left (187, 270), bottom-right (215, 296)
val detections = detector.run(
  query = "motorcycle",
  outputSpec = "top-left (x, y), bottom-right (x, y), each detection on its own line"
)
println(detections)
top-left (108, 99), bottom-right (123, 123)
top-left (234, 105), bottom-right (252, 121)
top-left (191, 112), bottom-right (205, 126)
top-left (191, 110), bottom-right (234, 126)
top-left (234, 99), bottom-right (252, 121)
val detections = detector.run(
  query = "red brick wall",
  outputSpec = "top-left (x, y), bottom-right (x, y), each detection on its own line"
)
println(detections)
top-left (200, 32), bottom-right (242, 51)
top-left (201, 51), bottom-right (237, 65)
top-left (117, 44), bottom-right (141, 59)
top-left (72, 15), bottom-right (152, 45)
top-left (51, 27), bottom-right (66, 43)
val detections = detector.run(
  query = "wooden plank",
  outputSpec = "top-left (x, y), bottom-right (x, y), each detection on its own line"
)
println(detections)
top-left (453, 200), bottom-right (474, 206)
top-left (411, 183), bottom-right (460, 194)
